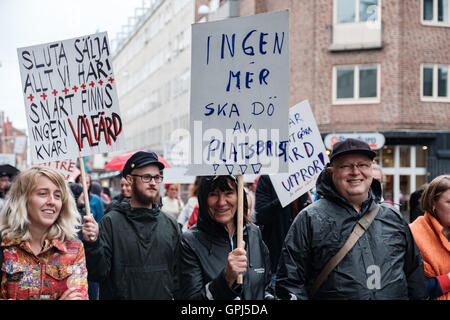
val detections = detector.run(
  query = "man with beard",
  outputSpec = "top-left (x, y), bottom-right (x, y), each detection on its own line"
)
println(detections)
top-left (82, 151), bottom-right (181, 299)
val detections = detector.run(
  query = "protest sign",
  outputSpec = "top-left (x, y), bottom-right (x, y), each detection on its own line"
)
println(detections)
top-left (13, 136), bottom-right (27, 154)
top-left (164, 140), bottom-right (189, 167)
top-left (269, 100), bottom-right (329, 208)
top-left (17, 32), bottom-right (125, 164)
top-left (187, 10), bottom-right (290, 176)
top-left (38, 159), bottom-right (79, 181)
top-left (163, 139), bottom-right (197, 184)
top-left (0, 154), bottom-right (16, 166)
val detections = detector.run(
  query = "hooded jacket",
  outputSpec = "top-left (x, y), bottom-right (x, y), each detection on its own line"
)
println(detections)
top-left (255, 174), bottom-right (310, 273)
top-left (275, 169), bottom-right (428, 300)
top-left (179, 176), bottom-right (273, 300)
top-left (410, 212), bottom-right (450, 300)
top-left (83, 201), bottom-right (181, 300)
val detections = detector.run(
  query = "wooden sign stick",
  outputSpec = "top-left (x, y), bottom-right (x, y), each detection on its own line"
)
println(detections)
top-left (78, 157), bottom-right (92, 217)
top-left (237, 174), bottom-right (244, 285)
top-left (308, 190), bottom-right (315, 204)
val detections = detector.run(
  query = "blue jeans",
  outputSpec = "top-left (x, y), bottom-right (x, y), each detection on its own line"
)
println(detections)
top-left (88, 281), bottom-right (99, 300)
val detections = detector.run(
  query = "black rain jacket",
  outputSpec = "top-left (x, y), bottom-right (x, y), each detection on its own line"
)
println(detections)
top-left (83, 201), bottom-right (181, 300)
top-left (275, 169), bottom-right (428, 300)
top-left (179, 176), bottom-right (273, 300)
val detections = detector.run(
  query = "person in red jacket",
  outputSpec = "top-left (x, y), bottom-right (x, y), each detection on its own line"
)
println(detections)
top-left (187, 204), bottom-right (199, 229)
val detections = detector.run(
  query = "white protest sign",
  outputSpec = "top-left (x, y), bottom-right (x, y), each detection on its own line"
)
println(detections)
top-left (17, 32), bottom-right (125, 164)
top-left (187, 10), bottom-right (290, 176)
top-left (269, 100), bottom-right (329, 208)
top-left (164, 139), bottom-right (197, 183)
top-left (0, 154), bottom-right (16, 166)
top-left (164, 140), bottom-right (189, 167)
top-left (38, 159), bottom-right (79, 181)
top-left (13, 136), bottom-right (27, 154)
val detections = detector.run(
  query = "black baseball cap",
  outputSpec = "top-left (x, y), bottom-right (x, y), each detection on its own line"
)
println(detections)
top-left (122, 151), bottom-right (165, 177)
top-left (329, 138), bottom-right (376, 163)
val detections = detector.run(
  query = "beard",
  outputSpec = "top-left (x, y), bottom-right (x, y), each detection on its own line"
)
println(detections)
top-left (132, 179), bottom-right (159, 207)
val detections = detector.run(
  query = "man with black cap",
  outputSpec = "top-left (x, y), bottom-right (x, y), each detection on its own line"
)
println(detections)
top-left (275, 138), bottom-right (428, 300)
top-left (82, 151), bottom-right (181, 299)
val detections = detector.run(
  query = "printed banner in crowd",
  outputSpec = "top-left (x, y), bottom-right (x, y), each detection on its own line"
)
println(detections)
top-left (187, 10), bottom-right (290, 176)
top-left (269, 100), bottom-right (329, 208)
top-left (17, 32), bottom-right (125, 163)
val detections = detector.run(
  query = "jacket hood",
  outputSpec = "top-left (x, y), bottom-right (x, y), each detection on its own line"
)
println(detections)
top-left (316, 167), bottom-right (382, 208)
top-left (90, 181), bottom-right (103, 196)
top-left (197, 176), bottom-right (248, 238)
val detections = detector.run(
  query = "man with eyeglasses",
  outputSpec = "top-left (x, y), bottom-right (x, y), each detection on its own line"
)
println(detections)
top-left (82, 151), bottom-right (181, 299)
top-left (275, 138), bottom-right (428, 300)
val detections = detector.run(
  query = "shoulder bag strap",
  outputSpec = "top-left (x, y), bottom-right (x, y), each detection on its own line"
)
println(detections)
top-left (309, 204), bottom-right (380, 298)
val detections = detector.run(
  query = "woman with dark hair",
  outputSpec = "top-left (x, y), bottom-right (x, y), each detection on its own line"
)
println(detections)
top-left (179, 175), bottom-right (273, 300)
top-left (410, 175), bottom-right (450, 300)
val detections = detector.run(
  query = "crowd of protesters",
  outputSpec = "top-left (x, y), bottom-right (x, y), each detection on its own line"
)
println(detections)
top-left (0, 139), bottom-right (449, 300)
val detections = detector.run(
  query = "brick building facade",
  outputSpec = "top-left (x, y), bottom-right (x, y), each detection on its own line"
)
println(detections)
top-left (203, 0), bottom-right (450, 219)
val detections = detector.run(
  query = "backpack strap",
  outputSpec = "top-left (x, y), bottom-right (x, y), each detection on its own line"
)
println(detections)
top-left (309, 204), bottom-right (380, 298)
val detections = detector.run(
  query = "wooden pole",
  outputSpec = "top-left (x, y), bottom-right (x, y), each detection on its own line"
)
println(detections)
top-left (307, 190), bottom-right (315, 204)
top-left (237, 174), bottom-right (244, 284)
top-left (78, 157), bottom-right (92, 217)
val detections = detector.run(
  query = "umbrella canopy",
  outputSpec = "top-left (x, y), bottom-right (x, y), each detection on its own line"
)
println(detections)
top-left (104, 151), bottom-right (170, 171)
top-left (0, 164), bottom-right (19, 177)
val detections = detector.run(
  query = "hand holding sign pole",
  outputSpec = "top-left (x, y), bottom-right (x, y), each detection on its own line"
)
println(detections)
top-left (187, 11), bottom-right (290, 288)
top-left (18, 32), bottom-right (124, 244)
top-left (78, 158), bottom-right (91, 215)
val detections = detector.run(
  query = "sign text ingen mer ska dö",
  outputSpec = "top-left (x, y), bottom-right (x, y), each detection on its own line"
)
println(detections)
top-left (188, 10), bottom-right (290, 176)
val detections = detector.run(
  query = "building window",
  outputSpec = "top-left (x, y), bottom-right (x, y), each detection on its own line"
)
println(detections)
top-left (336, 0), bottom-right (379, 23)
top-left (333, 64), bottom-right (380, 104)
top-left (422, 0), bottom-right (450, 26)
top-left (421, 64), bottom-right (450, 101)
top-left (377, 145), bottom-right (428, 222)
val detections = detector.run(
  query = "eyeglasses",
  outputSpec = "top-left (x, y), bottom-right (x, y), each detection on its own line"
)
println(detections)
top-left (337, 162), bottom-right (372, 173)
top-left (130, 174), bottom-right (163, 183)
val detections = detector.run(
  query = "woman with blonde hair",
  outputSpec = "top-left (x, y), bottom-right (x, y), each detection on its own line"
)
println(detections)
top-left (410, 174), bottom-right (450, 300)
top-left (0, 166), bottom-right (88, 300)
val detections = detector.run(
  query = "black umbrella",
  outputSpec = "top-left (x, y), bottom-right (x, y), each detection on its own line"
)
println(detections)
top-left (0, 164), bottom-right (19, 177)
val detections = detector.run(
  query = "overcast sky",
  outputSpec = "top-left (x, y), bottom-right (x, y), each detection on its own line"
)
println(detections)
top-left (0, 0), bottom-right (144, 131)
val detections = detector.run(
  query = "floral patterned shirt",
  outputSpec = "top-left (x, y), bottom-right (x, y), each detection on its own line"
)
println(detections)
top-left (1, 237), bottom-right (88, 300)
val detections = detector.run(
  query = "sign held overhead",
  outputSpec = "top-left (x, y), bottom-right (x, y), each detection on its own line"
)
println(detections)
top-left (270, 100), bottom-right (329, 208)
top-left (17, 32), bottom-right (125, 164)
top-left (187, 10), bottom-right (290, 176)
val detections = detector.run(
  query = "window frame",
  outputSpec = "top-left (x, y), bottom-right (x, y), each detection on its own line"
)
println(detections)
top-left (420, 63), bottom-right (450, 102)
top-left (332, 64), bottom-right (381, 105)
top-left (379, 145), bottom-right (427, 217)
top-left (421, 0), bottom-right (450, 27)
top-left (334, 0), bottom-right (381, 24)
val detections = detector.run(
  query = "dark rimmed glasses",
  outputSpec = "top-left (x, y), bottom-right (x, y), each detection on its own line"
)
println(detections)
top-left (130, 174), bottom-right (163, 183)
top-left (337, 162), bottom-right (372, 173)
